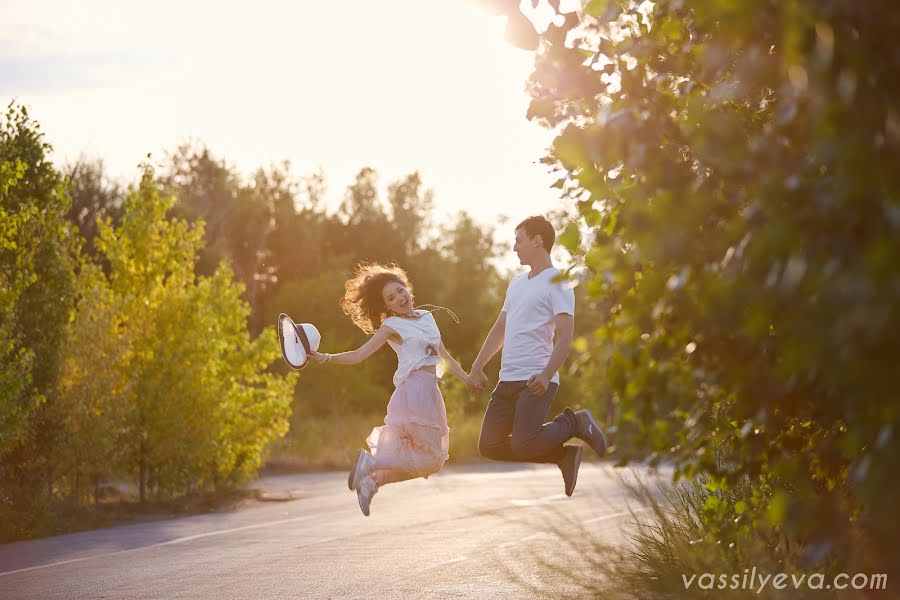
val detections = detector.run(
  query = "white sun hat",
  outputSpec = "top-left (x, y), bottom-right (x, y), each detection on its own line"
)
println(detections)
top-left (277, 313), bottom-right (321, 370)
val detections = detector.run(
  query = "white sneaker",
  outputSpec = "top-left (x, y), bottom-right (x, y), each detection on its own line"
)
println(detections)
top-left (349, 449), bottom-right (375, 491)
top-left (356, 474), bottom-right (377, 516)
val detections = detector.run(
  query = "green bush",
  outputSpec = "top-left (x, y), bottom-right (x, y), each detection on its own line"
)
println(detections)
top-left (491, 0), bottom-right (900, 578)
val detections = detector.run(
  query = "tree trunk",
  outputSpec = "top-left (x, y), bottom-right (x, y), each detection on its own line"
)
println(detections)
top-left (139, 441), bottom-right (147, 504)
top-left (605, 357), bottom-right (615, 426)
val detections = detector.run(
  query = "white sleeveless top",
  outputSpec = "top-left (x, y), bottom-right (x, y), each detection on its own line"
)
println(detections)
top-left (382, 310), bottom-right (442, 386)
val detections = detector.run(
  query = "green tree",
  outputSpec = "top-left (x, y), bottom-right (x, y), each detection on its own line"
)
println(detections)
top-left (336, 167), bottom-right (405, 264)
top-left (0, 152), bottom-right (34, 459)
top-left (91, 167), bottom-right (296, 501)
top-left (52, 261), bottom-right (128, 506)
top-left (162, 144), bottom-right (243, 279)
top-left (432, 212), bottom-right (502, 366)
top-left (0, 103), bottom-right (77, 536)
top-left (496, 0), bottom-right (900, 576)
top-left (387, 172), bottom-right (434, 257)
top-left (65, 157), bottom-right (123, 262)
top-left (263, 166), bottom-right (330, 289)
top-left (0, 103), bottom-right (77, 416)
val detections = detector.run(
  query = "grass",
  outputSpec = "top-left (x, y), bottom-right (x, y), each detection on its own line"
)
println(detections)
top-left (490, 470), bottom-right (885, 599)
top-left (2, 487), bottom-right (263, 544)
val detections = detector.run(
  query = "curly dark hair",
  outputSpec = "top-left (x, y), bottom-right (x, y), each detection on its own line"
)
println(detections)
top-left (340, 262), bottom-right (414, 334)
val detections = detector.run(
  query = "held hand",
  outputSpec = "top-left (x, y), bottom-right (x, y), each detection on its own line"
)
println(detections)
top-left (468, 369), bottom-right (489, 394)
top-left (526, 373), bottom-right (551, 396)
top-left (308, 350), bottom-right (327, 364)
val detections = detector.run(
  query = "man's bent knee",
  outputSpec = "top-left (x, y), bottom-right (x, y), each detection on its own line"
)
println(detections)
top-left (509, 435), bottom-right (543, 460)
top-left (478, 438), bottom-right (504, 460)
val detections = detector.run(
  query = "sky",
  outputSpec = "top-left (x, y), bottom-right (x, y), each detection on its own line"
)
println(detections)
top-left (1, 0), bottom-right (578, 256)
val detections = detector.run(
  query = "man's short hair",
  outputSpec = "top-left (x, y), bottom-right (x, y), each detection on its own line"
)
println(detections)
top-left (515, 215), bottom-right (555, 252)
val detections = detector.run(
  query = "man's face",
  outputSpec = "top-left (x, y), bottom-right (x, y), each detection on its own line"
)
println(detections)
top-left (513, 227), bottom-right (541, 265)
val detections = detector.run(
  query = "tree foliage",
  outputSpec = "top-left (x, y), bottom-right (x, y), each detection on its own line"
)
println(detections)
top-left (65, 156), bottom-right (124, 262)
top-left (82, 168), bottom-right (295, 502)
top-left (157, 144), bottom-right (507, 421)
top-left (500, 0), bottom-right (900, 574)
top-left (1, 107), bottom-right (298, 538)
top-left (0, 104), bottom-right (77, 536)
top-left (0, 100), bottom-right (508, 539)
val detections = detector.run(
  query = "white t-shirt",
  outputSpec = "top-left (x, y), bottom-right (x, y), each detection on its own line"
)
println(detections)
top-left (499, 267), bottom-right (575, 384)
top-left (383, 310), bottom-right (442, 387)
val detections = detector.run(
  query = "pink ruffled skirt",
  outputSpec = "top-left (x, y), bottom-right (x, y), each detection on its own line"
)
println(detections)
top-left (366, 369), bottom-right (450, 478)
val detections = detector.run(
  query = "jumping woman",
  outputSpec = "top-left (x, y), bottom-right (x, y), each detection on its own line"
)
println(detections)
top-left (309, 262), bottom-right (472, 516)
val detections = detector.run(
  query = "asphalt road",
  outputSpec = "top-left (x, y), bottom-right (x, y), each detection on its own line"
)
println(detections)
top-left (0, 462), bottom-right (654, 599)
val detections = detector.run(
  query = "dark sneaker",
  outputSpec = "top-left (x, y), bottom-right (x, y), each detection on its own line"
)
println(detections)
top-left (567, 408), bottom-right (608, 457)
top-left (557, 444), bottom-right (583, 497)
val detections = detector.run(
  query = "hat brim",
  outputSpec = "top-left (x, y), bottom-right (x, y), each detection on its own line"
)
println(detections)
top-left (278, 313), bottom-right (310, 370)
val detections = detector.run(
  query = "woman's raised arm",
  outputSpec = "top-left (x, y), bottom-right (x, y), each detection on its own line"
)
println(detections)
top-left (310, 325), bottom-right (396, 366)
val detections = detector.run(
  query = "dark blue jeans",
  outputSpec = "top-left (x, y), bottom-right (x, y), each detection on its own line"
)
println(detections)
top-left (477, 381), bottom-right (577, 465)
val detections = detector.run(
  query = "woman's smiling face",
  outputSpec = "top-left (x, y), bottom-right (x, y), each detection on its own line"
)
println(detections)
top-left (382, 281), bottom-right (414, 316)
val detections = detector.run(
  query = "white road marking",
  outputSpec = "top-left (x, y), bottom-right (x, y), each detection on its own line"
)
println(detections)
top-left (583, 507), bottom-right (648, 524)
top-left (496, 508), bottom-right (649, 550)
top-left (497, 534), bottom-right (545, 549)
top-left (509, 493), bottom-right (569, 507)
top-left (0, 514), bottom-right (317, 577)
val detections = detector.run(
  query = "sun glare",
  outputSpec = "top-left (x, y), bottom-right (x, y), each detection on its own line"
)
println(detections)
top-left (1, 0), bottom-right (563, 232)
